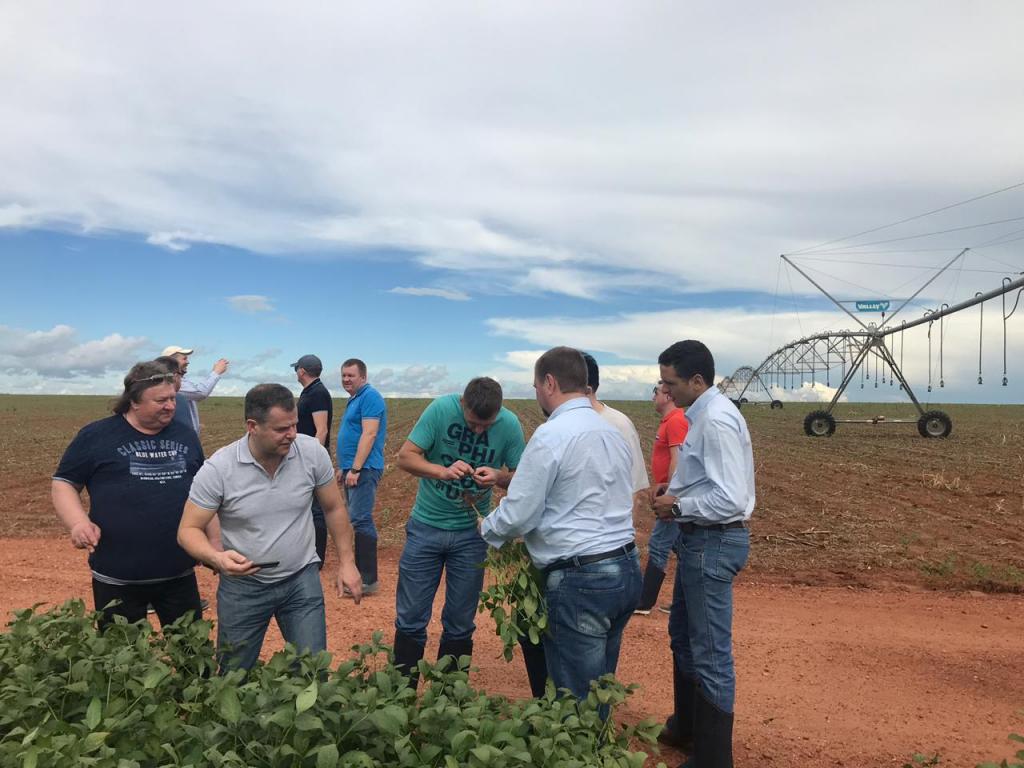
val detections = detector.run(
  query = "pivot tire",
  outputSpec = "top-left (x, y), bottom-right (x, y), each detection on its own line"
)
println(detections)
top-left (770, 399), bottom-right (783, 410)
top-left (804, 410), bottom-right (836, 437)
top-left (918, 410), bottom-right (952, 438)
top-left (740, 397), bottom-right (749, 403)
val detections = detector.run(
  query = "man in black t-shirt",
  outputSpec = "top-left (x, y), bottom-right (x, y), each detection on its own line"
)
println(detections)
top-left (292, 353), bottom-right (333, 566)
top-left (52, 360), bottom-right (205, 628)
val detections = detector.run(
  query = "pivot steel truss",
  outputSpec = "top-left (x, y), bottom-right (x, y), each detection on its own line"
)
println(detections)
top-left (737, 249), bottom-right (1024, 438)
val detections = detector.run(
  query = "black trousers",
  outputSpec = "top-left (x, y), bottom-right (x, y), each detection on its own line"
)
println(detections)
top-left (92, 572), bottom-right (202, 630)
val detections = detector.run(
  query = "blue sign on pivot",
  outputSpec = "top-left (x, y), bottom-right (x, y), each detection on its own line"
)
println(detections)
top-left (856, 300), bottom-right (890, 312)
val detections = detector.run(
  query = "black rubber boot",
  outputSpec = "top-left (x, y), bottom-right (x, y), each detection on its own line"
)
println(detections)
top-left (680, 687), bottom-right (734, 768)
top-left (393, 630), bottom-right (426, 685)
top-left (635, 565), bottom-right (666, 613)
top-left (436, 636), bottom-right (474, 670)
top-left (518, 636), bottom-right (549, 697)
top-left (659, 656), bottom-right (695, 752)
top-left (354, 533), bottom-right (379, 586)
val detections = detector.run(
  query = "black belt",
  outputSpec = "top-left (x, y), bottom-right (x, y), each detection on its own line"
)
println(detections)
top-left (544, 541), bottom-right (636, 574)
top-left (679, 520), bottom-right (748, 534)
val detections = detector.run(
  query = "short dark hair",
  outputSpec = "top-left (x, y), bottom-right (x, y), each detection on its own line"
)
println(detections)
top-left (462, 377), bottom-right (503, 420)
top-left (112, 360), bottom-right (176, 415)
top-left (244, 383), bottom-right (296, 423)
top-left (535, 347), bottom-right (588, 394)
top-left (342, 358), bottom-right (367, 377)
top-left (658, 340), bottom-right (715, 384)
top-left (581, 352), bottom-right (600, 392)
top-left (154, 355), bottom-right (181, 374)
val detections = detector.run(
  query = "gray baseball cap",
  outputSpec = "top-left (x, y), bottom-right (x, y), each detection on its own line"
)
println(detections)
top-left (290, 354), bottom-right (323, 375)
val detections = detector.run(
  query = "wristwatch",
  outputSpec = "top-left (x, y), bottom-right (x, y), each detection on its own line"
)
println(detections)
top-left (670, 501), bottom-right (683, 519)
top-left (350, 467), bottom-right (362, 473)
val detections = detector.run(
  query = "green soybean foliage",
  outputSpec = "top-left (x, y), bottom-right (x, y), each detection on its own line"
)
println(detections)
top-left (0, 601), bottom-right (664, 768)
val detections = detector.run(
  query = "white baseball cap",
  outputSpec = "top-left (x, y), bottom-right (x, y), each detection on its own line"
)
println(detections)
top-left (161, 345), bottom-right (194, 357)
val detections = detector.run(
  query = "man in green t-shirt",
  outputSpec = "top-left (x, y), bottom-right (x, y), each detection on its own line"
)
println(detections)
top-left (393, 377), bottom-right (525, 678)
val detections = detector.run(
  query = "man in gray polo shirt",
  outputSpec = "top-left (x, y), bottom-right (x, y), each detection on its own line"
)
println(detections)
top-left (177, 383), bottom-right (363, 672)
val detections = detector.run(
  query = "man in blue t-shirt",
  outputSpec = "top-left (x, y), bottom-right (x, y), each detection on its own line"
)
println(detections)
top-left (393, 377), bottom-right (525, 680)
top-left (52, 360), bottom-right (205, 629)
top-left (337, 358), bottom-right (387, 594)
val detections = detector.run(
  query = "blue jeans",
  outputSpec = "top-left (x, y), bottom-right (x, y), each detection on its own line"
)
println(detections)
top-left (394, 517), bottom-right (487, 645)
top-left (668, 526), bottom-right (749, 712)
top-left (646, 518), bottom-right (681, 572)
top-left (542, 549), bottom-right (642, 701)
top-left (216, 563), bottom-right (326, 673)
top-left (342, 468), bottom-right (382, 539)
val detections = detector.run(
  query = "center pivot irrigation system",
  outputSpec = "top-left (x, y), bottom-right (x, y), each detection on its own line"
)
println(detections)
top-left (727, 249), bottom-right (1024, 438)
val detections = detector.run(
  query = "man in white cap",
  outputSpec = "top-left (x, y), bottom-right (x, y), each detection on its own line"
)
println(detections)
top-left (162, 345), bottom-right (230, 435)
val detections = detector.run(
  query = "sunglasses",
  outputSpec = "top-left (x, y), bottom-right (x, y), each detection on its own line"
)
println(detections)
top-left (129, 373), bottom-right (178, 385)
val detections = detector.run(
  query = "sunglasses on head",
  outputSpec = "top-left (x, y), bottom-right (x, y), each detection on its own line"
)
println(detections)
top-left (129, 373), bottom-right (178, 385)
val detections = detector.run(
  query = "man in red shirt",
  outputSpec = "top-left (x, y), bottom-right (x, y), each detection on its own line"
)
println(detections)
top-left (635, 381), bottom-right (688, 614)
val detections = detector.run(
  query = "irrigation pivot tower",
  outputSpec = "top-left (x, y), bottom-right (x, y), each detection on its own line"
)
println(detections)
top-left (735, 249), bottom-right (1024, 438)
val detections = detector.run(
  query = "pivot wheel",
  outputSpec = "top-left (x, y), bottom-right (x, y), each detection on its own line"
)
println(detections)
top-left (731, 398), bottom-right (742, 409)
top-left (804, 410), bottom-right (836, 437)
top-left (918, 410), bottom-right (952, 438)
top-left (770, 399), bottom-right (783, 410)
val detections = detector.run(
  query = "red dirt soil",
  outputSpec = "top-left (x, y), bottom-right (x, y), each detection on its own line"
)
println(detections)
top-left (3, 538), bottom-right (1021, 768)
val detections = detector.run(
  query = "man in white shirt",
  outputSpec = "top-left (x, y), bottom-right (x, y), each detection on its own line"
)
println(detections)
top-left (581, 353), bottom-right (650, 494)
top-left (481, 346), bottom-right (641, 706)
top-left (162, 345), bottom-right (229, 435)
top-left (652, 340), bottom-right (754, 768)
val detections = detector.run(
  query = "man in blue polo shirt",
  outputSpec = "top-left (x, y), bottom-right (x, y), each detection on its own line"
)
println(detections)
top-left (337, 358), bottom-right (387, 595)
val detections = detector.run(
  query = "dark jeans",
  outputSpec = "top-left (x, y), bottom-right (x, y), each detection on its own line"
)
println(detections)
top-left (311, 498), bottom-right (327, 568)
top-left (92, 572), bottom-right (201, 630)
top-left (394, 517), bottom-right (487, 645)
top-left (668, 526), bottom-right (749, 712)
top-left (542, 549), bottom-right (641, 702)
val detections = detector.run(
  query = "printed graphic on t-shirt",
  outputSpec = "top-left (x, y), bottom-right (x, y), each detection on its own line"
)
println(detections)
top-left (117, 438), bottom-right (193, 484)
top-left (434, 423), bottom-right (497, 504)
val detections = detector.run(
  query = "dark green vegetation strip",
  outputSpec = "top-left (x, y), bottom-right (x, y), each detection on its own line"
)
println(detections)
top-left (0, 601), bottom-right (660, 768)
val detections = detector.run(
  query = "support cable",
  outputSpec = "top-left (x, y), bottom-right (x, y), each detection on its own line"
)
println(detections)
top-left (786, 179), bottom-right (1024, 256)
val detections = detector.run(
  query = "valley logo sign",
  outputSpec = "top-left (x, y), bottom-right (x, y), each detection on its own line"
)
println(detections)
top-left (855, 300), bottom-right (890, 312)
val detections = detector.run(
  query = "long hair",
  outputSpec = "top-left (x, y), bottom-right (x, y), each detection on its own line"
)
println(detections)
top-left (111, 360), bottom-right (176, 415)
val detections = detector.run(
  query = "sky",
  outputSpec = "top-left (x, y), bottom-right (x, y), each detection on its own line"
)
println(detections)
top-left (1, 1), bottom-right (1023, 404)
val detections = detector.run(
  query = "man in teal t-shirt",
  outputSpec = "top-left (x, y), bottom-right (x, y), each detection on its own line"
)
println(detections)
top-left (393, 377), bottom-right (525, 678)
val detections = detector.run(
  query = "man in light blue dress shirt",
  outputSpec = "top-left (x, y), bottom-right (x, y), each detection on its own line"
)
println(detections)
top-left (480, 346), bottom-right (641, 706)
top-left (652, 340), bottom-right (754, 768)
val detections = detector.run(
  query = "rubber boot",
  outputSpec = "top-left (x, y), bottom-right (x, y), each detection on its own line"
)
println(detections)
top-left (659, 656), bottom-right (695, 752)
top-left (635, 565), bottom-right (666, 614)
top-left (393, 630), bottom-right (425, 685)
top-left (436, 636), bottom-right (474, 671)
top-left (680, 687), bottom-right (734, 768)
top-left (354, 532), bottom-right (379, 588)
top-left (519, 635), bottom-right (549, 697)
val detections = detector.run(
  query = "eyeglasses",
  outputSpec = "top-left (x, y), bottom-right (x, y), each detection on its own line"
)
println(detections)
top-left (129, 373), bottom-right (178, 385)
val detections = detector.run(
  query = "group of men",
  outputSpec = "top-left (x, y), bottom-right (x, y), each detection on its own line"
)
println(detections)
top-left (52, 340), bottom-right (754, 768)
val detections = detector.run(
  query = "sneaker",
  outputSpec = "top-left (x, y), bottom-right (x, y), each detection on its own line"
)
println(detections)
top-left (657, 604), bottom-right (672, 615)
top-left (633, 606), bottom-right (653, 616)
top-left (146, 604), bottom-right (155, 615)
top-left (200, 599), bottom-right (209, 612)
top-left (343, 581), bottom-right (380, 597)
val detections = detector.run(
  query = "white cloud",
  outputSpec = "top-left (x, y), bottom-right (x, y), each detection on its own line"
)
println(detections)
top-left (373, 364), bottom-right (456, 397)
top-left (488, 305), bottom-right (1024, 403)
top-left (226, 294), bottom-right (276, 314)
top-left (1, 2), bottom-right (1022, 300)
top-left (0, 324), bottom-right (150, 382)
top-left (388, 286), bottom-right (470, 301)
